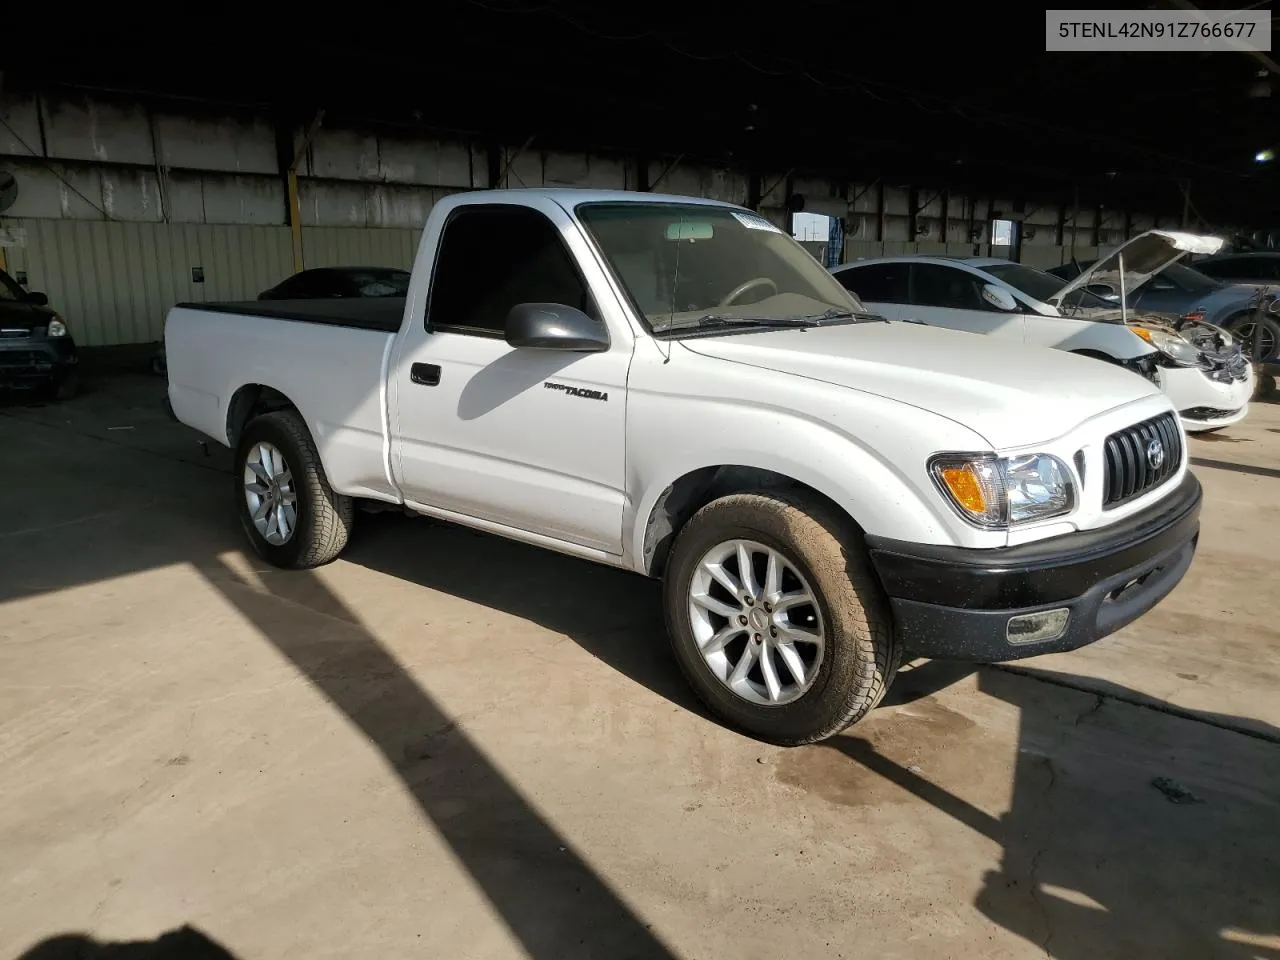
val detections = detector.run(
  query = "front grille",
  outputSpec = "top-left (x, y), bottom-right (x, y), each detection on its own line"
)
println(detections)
top-left (0, 351), bottom-right (52, 374)
top-left (1181, 406), bottom-right (1244, 421)
top-left (1102, 412), bottom-right (1182, 509)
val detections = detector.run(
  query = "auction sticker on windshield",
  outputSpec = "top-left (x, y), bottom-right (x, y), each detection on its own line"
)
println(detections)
top-left (731, 211), bottom-right (784, 233)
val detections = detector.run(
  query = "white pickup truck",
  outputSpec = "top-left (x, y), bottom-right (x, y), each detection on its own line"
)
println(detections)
top-left (165, 188), bottom-right (1202, 745)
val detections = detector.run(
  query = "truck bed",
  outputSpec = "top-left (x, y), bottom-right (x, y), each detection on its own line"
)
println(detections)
top-left (177, 298), bottom-right (407, 334)
top-left (165, 301), bottom-right (401, 504)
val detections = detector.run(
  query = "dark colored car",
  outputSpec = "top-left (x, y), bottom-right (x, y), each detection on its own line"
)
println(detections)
top-left (0, 268), bottom-right (78, 399)
top-left (257, 267), bottom-right (411, 300)
top-left (1191, 252), bottom-right (1280, 285)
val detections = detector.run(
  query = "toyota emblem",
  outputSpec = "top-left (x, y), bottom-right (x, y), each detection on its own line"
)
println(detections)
top-left (1146, 438), bottom-right (1165, 471)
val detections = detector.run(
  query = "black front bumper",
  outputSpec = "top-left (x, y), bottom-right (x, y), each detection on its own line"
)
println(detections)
top-left (866, 473), bottom-right (1202, 662)
top-left (0, 337), bottom-right (78, 389)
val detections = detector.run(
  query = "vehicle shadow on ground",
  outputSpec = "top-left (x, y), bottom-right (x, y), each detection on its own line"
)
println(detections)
top-left (189, 554), bottom-right (679, 960)
top-left (1190, 456), bottom-right (1280, 480)
top-left (14, 927), bottom-right (236, 958)
top-left (0, 411), bottom-right (679, 958)
top-left (830, 659), bottom-right (1280, 959)
top-left (343, 511), bottom-right (703, 715)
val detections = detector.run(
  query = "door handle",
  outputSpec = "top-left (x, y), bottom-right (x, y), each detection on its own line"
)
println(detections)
top-left (410, 363), bottom-right (441, 386)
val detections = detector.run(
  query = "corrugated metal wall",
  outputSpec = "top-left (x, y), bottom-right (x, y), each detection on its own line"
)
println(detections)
top-left (301, 227), bottom-right (418, 271)
top-left (0, 87), bottom-right (1188, 345)
top-left (1, 221), bottom-right (425, 346)
top-left (3, 219), bottom-right (294, 345)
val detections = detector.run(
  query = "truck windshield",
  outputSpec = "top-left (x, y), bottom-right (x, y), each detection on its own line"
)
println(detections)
top-left (576, 202), bottom-right (864, 333)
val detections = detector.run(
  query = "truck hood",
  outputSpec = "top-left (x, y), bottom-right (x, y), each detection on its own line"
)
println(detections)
top-left (679, 321), bottom-right (1160, 449)
top-left (1049, 229), bottom-right (1224, 307)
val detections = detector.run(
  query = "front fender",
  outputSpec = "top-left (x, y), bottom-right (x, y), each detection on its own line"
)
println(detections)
top-left (623, 392), bottom-right (1003, 572)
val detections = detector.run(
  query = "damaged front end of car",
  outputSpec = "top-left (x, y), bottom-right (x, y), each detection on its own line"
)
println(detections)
top-left (1128, 315), bottom-right (1251, 385)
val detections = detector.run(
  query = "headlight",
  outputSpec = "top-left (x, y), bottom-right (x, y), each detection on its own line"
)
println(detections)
top-left (930, 453), bottom-right (1075, 527)
top-left (46, 317), bottom-right (68, 337)
top-left (1131, 326), bottom-right (1200, 366)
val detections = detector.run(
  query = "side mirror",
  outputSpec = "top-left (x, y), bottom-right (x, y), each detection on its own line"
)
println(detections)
top-left (505, 302), bottom-right (609, 352)
top-left (980, 284), bottom-right (1019, 312)
top-left (25, 291), bottom-right (49, 306)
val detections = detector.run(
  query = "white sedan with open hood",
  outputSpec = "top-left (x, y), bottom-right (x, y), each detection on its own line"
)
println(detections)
top-left (831, 230), bottom-right (1254, 431)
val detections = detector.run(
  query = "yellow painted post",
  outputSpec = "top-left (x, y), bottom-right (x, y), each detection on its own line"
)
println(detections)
top-left (288, 170), bottom-right (304, 274)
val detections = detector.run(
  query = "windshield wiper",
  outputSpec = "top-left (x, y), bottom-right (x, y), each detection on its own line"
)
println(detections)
top-left (655, 307), bottom-right (889, 337)
top-left (688, 308), bottom-right (886, 329)
top-left (689, 314), bottom-right (822, 329)
top-left (781, 308), bottom-right (888, 324)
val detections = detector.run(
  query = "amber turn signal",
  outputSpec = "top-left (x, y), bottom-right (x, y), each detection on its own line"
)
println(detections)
top-left (939, 465), bottom-right (987, 514)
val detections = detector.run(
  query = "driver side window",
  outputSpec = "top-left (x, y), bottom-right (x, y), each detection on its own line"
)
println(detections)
top-left (427, 205), bottom-right (599, 335)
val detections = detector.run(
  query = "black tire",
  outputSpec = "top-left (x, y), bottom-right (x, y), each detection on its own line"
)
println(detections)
top-left (663, 490), bottom-right (901, 746)
top-left (1223, 312), bottom-right (1280, 364)
top-left (235, 409), bottom-right (353, 568)
top-left (51, 371), bottom-right (78, 401)
top-left (1256, 372), bottom-right (1278, 401)
top-left (151, 355), bottom-right (166, 377)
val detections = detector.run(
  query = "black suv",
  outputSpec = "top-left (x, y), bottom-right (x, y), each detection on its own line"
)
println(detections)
top-left (0, 268), bottom-right (78, 399)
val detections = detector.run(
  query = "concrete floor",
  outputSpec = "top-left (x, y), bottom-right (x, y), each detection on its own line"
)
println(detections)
top-left (1, 370), bottom-right (1277, 960)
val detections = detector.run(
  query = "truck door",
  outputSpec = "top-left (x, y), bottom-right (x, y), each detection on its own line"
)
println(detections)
top-left (389, 201), bottom-right (632, 555)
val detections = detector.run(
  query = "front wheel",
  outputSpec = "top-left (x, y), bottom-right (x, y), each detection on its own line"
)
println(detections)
top-left (663, 491), bottom-right (901, 745)
top-left (51, 371), bottom-right (78, 401)
top-left (235, 409), bottom-right (353, 568)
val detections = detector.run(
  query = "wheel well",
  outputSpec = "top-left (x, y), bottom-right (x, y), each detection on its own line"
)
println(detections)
top-left (642, 466), bottom-right (859, 578)
top-left (226, 384), bottom-right (299, 449)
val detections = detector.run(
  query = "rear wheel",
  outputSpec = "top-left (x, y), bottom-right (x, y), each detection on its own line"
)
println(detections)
top-left (663, 490), bottom-right (900, 745)
top-left (235, 409), bottom-right (353, 568)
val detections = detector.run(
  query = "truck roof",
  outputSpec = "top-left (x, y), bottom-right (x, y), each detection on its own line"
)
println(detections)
top-left (460, 187), bottom-right (745, 209)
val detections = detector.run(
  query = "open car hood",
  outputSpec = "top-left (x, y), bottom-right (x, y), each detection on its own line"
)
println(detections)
top-left (1048, 229), bottom-right (1224, 307)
